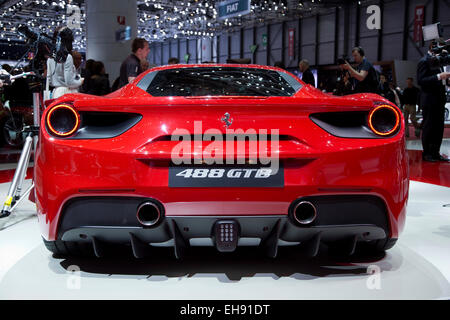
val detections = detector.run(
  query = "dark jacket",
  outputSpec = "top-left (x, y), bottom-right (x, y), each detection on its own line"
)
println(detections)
top-left (80, 69), bottom-right (92, 93)
top-left (417, 53), bottom-right (446, 108)
top-left (302, 68), bottom-right (315, 87)
top-left (353, 58), bottom-right (379, 94)
top-left (119, 54), bottom-right (142, 88)
top-left (335, 80), bottom-right (353, 96)
top-left (87, 74), bottom-right (111, 96)
top-left (379, 82), bottom-right (397, 105)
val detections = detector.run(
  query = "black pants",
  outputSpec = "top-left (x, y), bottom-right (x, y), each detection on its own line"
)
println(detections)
top-left (421, 103), bottom-right (445, 158)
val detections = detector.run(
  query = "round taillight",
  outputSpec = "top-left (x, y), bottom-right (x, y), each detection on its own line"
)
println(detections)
top-left (46, 104), bottom-right (80, 137)
top-left (368, 104), bottom-right (400, 136)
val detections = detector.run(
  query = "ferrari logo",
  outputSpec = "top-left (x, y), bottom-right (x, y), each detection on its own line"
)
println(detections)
top-left (221, 112), bottom-right (233, 128)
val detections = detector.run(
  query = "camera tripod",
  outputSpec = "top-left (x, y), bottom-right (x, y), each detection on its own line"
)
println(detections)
top-left (0, 126), bottom-right (39, 218)
top-left (0, 85), bottom-right (41, 219)
top-left (0, 26), bottom-right (51, 218)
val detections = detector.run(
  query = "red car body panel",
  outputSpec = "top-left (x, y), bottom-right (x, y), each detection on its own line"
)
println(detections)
top-left (34, 64), bottom-right (408, 247)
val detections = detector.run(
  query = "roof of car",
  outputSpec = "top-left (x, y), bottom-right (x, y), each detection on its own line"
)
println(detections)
top-left (148, 63), bottom-right (285, 72)
top-left (132, 63), bottom-right (294, 86)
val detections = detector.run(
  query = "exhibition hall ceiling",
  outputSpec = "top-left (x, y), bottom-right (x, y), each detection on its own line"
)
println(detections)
top-left (0, 0), bottom-right (372, 51)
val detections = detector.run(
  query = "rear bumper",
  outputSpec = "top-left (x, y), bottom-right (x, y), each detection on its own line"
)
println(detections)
top-left (61, 222), bottom-right (389, 259)
top-left (54, 195), bottom-right (392, 258)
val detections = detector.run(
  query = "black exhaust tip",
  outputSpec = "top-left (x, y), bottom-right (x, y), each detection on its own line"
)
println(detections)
top-left (136, 202), bottom-right (161, 227)
top-left (293, 201), bottom-right (317, 225)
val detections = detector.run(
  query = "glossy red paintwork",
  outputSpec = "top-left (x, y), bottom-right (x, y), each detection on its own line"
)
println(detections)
top-left (407, 150), bottom-right (450, 187)
top-left (34, 64), bottom-right (409, 241)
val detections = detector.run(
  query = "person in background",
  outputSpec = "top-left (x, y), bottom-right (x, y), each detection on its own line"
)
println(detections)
top-left (47, 26), bottom-right (82, 99)
top-left (379, 74), bottom-right (399, 106)
top-left (335, 70), bottom-right (353, 96)
top-left (417, 40), bottom-right (450, 162)
top-left (111, 76), bottom-right (120, 92)
top-left (274, 61), bottom-right (285, 70)
top-left (87, 61), bottom-right (110, 96)
top-left (80, 59), bottom-right (95, 93)
top-left (42, 60), bottom-right (47, 79)
top-left (168, 57), bottom-right (179, 65)
top-left (389, 82), bottom-right (401, 106)
top-left (417, 91), bottom-right (423, 114)
top-left (167, 57), bottom-right (180, 64)
top-left (141, 60), bottom-right (150, 72)
top-left (298, 59), bottom-right (315, 87)
top-left (379, 74), bottom-right (389, 95)
top-left (118, 38), bottom-right (150, 88)
top-left (401, 77), bottom-right (421, 138)
top-left (72, 51), bottom-right (82, 72)
top-left (342, 46), bottom-right (379, 94)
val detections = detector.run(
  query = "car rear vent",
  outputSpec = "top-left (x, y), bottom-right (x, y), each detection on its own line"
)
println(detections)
top-left (66, 112), bottom-right (142, 139)
top-left (309, 111), bottom-right (391, 139)
top-left (311, 111), bottom-right (367, 128)
top-left (80, 112), bottom-right (140, 127)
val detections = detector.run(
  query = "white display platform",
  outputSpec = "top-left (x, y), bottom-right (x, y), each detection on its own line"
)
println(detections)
top-left (0, 180), bottom-right (449, 299)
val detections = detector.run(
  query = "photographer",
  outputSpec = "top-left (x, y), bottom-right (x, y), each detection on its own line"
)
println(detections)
top-left (46, 26), bottom-right (82, 99)
top-left (341, 47), bottom-right (379, 94)
top-left (417, 40), bottom-right (450, 162)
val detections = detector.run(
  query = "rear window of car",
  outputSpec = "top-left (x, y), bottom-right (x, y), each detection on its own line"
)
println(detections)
top-left (137, 67), bottom-right (301, 97)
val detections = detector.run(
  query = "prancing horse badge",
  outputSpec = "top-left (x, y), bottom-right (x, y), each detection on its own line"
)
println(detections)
top-left (221, 112), bottom-right (233, 128)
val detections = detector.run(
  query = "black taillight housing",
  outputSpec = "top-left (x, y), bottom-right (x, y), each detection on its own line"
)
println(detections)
top-left (46, 104), bottom-right (80, 137)
top-left (368, 104), bottom-right (400, 136)
top-left (45, 105), bottom-right (143, 139)
top-left (310, 103), bottom-right (401, 139)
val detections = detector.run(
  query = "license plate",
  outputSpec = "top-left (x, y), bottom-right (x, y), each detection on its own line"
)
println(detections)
top-left (169, 164), bottom-right (284, 188)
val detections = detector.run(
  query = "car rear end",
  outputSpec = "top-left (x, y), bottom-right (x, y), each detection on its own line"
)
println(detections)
top-left (35, 65), bottom-right (408, 258)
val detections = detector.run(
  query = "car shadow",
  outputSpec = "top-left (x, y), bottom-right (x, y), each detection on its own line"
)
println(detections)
top-left (57, 244), bottom-right (387, 282)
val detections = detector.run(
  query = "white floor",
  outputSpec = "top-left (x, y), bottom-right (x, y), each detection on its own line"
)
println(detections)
top-left (0, 179), bottom-right (449, 300)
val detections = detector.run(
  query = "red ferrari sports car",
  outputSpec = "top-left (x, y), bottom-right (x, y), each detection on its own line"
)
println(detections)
top-left (35, 64), bottom-right (408, 259)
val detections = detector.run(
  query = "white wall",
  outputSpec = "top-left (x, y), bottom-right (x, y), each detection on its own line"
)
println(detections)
top-left (86, 0), bottom-right (137, 81)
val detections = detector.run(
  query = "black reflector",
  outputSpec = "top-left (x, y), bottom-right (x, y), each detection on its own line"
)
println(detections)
top-left (49, 107), bottom-right (78, 135)
top-left (370, 107), bottom-right (398, 135)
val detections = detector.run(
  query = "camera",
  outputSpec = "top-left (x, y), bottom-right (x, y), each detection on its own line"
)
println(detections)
top-left (422, 22), bottom-right (449, 67)
top-left (337, 58), bottom-right (347, 65)
top-left (18, 25), bottom-right (55, 52)
top-left (430, 42), bottom-right (450, 67)
top-left (16, 25), bottom-right (56, 75)
top-left (337, 56), bottom-right (351, 65)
